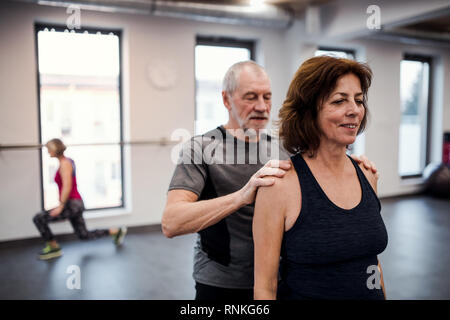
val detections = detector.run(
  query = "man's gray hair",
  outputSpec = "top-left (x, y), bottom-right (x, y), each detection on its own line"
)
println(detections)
top-left (222, 60), bottom-right (267, 95)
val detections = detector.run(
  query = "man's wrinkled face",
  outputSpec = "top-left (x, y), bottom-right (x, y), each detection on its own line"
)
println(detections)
top-left (224, 68), bottom-right (272, 131)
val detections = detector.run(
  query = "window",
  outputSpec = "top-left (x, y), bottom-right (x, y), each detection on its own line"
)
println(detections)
top-left (315, 47), bottom-right (355, 60)
top-left (195, 36), bottom-right (254, 135)
top-left (398, 55), bottom-right (432, 177)
top-left (36, 25), bottom-right (124, 211)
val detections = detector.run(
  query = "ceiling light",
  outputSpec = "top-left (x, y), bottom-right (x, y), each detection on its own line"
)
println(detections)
top-left (249, 0), bottom-right (270, 12)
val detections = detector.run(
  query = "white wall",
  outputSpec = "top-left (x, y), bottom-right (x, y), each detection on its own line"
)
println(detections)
top-left (0, 0), bottom-right (288, 241)
top-left (0, 1), bottom-right (449, 241)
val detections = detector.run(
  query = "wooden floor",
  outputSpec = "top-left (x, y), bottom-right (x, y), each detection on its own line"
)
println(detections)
top-left (0, 194), bottom-right (449, 300)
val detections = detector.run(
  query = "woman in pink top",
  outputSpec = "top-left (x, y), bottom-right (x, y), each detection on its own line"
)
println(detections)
top-left (33, 138), bottom-right (127, 260)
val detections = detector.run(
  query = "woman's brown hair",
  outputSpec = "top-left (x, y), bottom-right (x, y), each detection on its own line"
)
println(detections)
top-left (278, 55), bottom-right (372, 156)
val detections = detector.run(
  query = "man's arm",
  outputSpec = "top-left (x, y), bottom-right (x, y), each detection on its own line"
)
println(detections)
top-left (162, 189), bottom-right (242, 238)
top-left (161, 160), bottom-right (291, 238)
top-left (350, 154), bottom-right (378, 176)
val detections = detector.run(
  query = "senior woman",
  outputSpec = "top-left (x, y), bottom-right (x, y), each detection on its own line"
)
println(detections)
top-left (253, 56), bottom-right (388, 300)
top-left (33, 138), bottom-right (127, 260)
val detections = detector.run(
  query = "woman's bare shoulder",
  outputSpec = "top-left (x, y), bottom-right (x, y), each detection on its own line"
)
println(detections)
top-left (257, 164), bottom-right (299, 204)
top-left (255, 162), bottom-right (301, 231)
top-left (59, 158), bottom-right (73, 173)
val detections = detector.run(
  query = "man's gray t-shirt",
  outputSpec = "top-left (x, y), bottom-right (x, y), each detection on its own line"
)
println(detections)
top-left (168, 126), bottom-right (290, 289)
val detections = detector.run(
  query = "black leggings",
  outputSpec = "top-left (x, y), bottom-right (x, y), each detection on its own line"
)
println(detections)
top-left (33, 199), bottom-right (109, 242)
top-left (195, 282), bottom-right (253, 301)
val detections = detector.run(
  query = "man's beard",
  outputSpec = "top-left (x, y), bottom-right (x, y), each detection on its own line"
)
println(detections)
top-left (229, 100), bottom-right (269, 133)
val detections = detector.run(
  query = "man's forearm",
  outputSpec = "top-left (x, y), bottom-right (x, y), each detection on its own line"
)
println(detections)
top-left (162, 190), bottom-right (245, 238)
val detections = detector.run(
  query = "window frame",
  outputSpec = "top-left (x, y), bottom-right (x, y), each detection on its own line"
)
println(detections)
top-left (399, 53), bottom-right (433, 179)
top-left (196, 36), bottom-right (255, 60)
top-left (194, 36), bottom-right (256, 135)
top-left (34, 23), bottom-right (125, 211)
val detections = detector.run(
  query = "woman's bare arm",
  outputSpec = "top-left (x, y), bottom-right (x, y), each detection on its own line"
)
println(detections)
top-left (59, 159), bottom-right (73, 205)
top-left (378, 261), bottom-right (386, 299)
top-left (253, 179), bottom-right (288, 300)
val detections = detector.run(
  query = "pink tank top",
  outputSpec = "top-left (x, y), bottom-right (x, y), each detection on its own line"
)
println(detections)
top-left (54, 157), bottom-right (82, 200)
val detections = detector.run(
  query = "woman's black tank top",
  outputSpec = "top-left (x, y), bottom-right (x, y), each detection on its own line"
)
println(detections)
top-left (278, 153), bottom-right (388, 300)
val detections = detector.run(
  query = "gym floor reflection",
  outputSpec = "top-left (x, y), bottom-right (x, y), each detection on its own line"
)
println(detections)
top-left (0, 195), bottom-right (448, 300)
